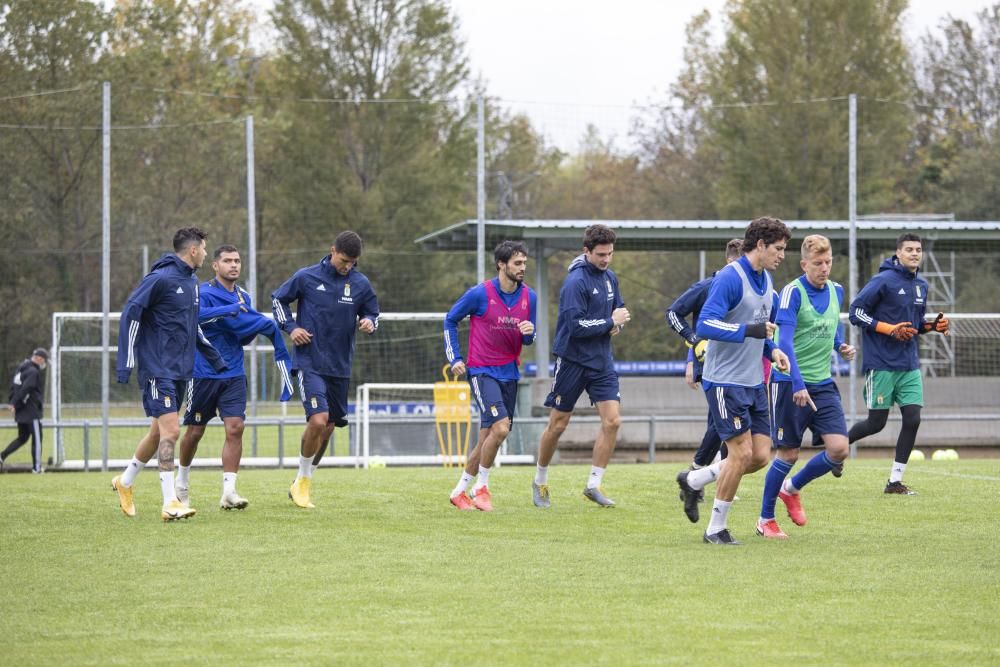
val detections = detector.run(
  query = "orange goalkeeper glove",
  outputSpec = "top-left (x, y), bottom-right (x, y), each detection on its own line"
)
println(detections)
top-left (875, 321), bottom-right (918, 341)
top-left (922, 312), bottom-right (949, 335)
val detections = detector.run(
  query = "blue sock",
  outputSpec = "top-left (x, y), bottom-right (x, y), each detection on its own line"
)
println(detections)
top-left (760, 458), bottom-right (794, 520)
top-left (790, 450), bottom-right (836, 491)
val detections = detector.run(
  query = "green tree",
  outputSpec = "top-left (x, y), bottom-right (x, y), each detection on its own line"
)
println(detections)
top-left (263, 0), bottom-right (476, 309)
top-left (696, 0), bottom-right (913, 219)
top-left (0, 0), bottom-right (109, 372)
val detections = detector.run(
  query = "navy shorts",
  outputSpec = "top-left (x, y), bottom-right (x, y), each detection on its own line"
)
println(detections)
top-left (142, 378), bottom-right (188, 418)
top-left (298, 370), bottom-right (350, 427)
top-left (183, 377), bottom-right (247, 425)
top-left (769, 381), bottom-right (847, 448)
top-left (544, 357), bottom-right (620, 412)
top-left (704, 384), bottom-right (770, 442)
top-left (469, 374), bottom-right (518, 428)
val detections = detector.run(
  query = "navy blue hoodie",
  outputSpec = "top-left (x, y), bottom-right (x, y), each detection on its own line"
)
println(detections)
top-left (849, 256), bottom-right (929, 373)
top-left (117, 254), bottom-right (227, 384)
top-left (271, 255), bottom-right (380, 378)
top-left (551, 254), bottom-right (624, 372)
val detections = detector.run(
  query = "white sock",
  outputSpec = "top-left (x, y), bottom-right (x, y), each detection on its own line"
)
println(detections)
top-left (706, 498), bottom-right (732, 535)
top-left (782, 478), bottom-right (799, 495)
top-left (223, 472), bottom-right (237, 495)
top-left (121, 456), bottom-right (143, 487)
top-left (310, 462), bottom-right (320, 475)
top-left (712, 450), bottom-right (723, 465)
top-left (298, 455), bottom-right (313, 479)
top-left (587, 465), bottom-right (605, 489)
top-left (472, 466), bottom-right (491, 492)
top-left (688, 460), bottom-right (723, 490)
top-left (177, 465), bottom-right (191, 489)
top-left (452, 472), bottom-right (474, 497)
top-left (534, 464), bottom-right (548, 486)
top-left (159, 471), bottom-right (176, 504)
top-left (889, 461), bottom-right (906, 483)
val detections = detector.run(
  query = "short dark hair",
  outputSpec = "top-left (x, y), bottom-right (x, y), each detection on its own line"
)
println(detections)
top-left (583, 224), bottom-right (616, 251)
top-left (896, 233), bottom-right (922, 249)
top-left (494, 240), bottom-right (528, 271)
top-left (213, 244), bottom-right (239, 260)
top-left (743, 216), bottom-right (791, 253)
top-left (173, 227), bottom-right (207, 253)
top-left (725, 238), bottom-right (744, 260)
top-left (334, 231), bottom-right (363, 258)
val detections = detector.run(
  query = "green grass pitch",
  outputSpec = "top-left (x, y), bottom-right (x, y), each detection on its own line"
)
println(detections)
top-left (1, 459), bottom-right (998, 665)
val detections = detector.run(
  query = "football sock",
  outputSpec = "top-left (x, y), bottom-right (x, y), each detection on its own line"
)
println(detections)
top-left (121, 456), bottom-right (143, 487)
top-left (790, 450), bottom-right (835, 490)
top-left (760, 458), bottom-right (793, 520)
top-left (473, 466), bottom-right (491, 492)
top-left (534, 464), bottom-right (548, 486)
top-left (452, 472), bottom-right (474, 497)
top-left (298, 455), bottom-right (313, 479)
top-left (688, 460), bottom-right (722, 490)
top-left (223, 472), bottom-right (237, 495)
top-left (159, 471), bottom-right (176, 504)
top-left (587, 465), bottom-right (605, 489)
top-left (889, 461), bottom-right (906, 484)
top-left (706, 498), bottom-right (732, 536)
top-left (177, 465), bottom-right (191, 489)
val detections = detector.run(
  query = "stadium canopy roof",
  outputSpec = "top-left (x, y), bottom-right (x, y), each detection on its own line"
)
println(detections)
top-left (415, 216), bottom-right (1000, 253)
top-left (415, 216), bottom-right (1000, 377)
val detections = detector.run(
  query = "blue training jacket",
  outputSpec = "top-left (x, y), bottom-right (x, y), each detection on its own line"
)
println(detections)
top-left (271, 255), bottom-right (380, 378)
top-left (117, 253), bottom-right (228, 384)
top-left (195, 280), bottom-right (295, 401)
top-left (551, 254), bottom-right (624, 372)
top-left (849, 256), bottom-right (929, 373)
top-left (666, 273), bottom-right (715, 380)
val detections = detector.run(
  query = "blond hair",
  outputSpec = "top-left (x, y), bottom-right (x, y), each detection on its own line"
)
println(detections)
top-left (801, 234), bottom-right (831, 258)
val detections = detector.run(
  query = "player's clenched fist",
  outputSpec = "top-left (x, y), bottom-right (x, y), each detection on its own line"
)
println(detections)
top-left (517, 320), bottom-right (535, 336)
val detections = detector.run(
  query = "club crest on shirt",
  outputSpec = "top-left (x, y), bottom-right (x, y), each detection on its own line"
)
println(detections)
top-left (344, 283), bottom-right (351, 297)
top-left (733, 416), bottom-right (741, 430)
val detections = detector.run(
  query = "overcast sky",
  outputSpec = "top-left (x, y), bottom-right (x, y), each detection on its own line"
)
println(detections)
top-left (249, 0), bottom-right (993, 151)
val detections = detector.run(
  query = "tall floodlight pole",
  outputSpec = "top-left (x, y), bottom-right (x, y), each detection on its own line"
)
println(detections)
top-left (848, 94), bottom-right (858, 459)
top-left (101, 81), bottom-right (111, 471)
top-left (246, 116), bottom-right (258, 426)
top-left (477, 95), bottom-right (486, 282)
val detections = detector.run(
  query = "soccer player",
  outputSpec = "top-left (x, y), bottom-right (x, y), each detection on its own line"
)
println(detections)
top-left (756, 234), bottom-right (856, 539)
top-left (272, 230), bottom-right (379, 509)
top-left (444, 240), bottom-right (537, 511)
top-left (688, 216), bottom-right (791, 545)
top-left (665, 238), bottom-right (743, 522)
top-left (848, 233), bottom-right (948, 495)
top-left (112, 227), bottom-right (229, 521)
top-left (176, 245), bottom-right (296, 511)
top-left (533, 224), bottom-right (630, 508)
